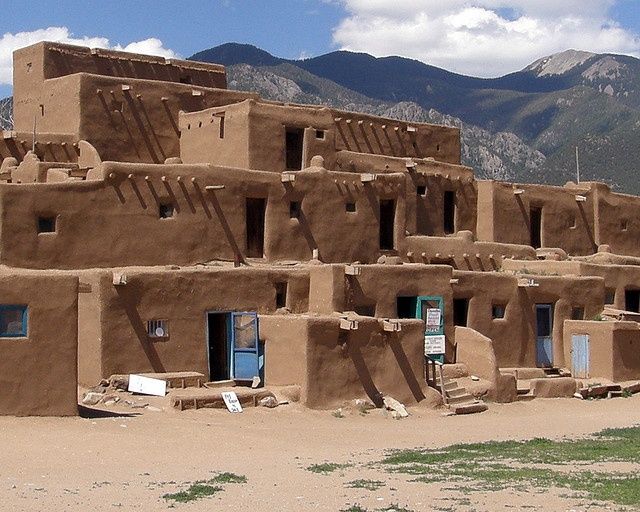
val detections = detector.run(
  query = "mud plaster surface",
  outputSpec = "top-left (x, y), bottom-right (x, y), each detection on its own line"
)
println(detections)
top-left (1, 395), bottom-right (639, 511)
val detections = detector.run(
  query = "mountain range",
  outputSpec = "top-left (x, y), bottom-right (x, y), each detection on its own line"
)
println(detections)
top-left (192, 44), bottom-right (640, 194)
top-left (2, 44), bottom-right (638, 193)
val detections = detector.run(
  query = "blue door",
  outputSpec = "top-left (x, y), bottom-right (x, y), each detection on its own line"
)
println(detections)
top-left (572, 334), bottom-right (590, 378)
top-left (417, 296), bottom-right (445, 363)
top-left (536, 304), bottom-right (553, 367)
top-left (231, 312), bottom-right (260, 381)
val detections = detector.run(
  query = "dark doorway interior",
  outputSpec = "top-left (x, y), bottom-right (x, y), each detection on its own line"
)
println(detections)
top-left (285, 128), bottom-right (304, 170)
top-left (207, 313), bottom-right (229, 382)
top-left (397, 296), bottom-right (418, 319)
top-left (625, 289), bottom-right (640, 313)
top-left (443, 190), bottom-right (455, 234)
top-left (246, 198), bottom-right (266, 258)
top-left (453, 298), bottom-right (469, 327)
top-left (530, 207), bottom-right (542, 248)
top-left (379, 199), bottom-right (395, 250)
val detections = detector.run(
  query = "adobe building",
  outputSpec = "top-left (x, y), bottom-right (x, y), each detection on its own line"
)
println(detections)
top-left (1, 41), bottom-right (640, 416)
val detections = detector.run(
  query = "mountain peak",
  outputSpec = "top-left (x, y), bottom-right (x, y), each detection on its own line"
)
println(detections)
top-left (189, 43), bottom-right (282, 67)
top-left (526, 49), bottom-right (597, 76)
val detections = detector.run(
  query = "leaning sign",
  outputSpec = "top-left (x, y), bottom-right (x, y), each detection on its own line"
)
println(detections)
top-left (221, 391), bottom-right (243, 413)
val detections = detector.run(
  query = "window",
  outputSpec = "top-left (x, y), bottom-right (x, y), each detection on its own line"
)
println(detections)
top-left (37, 216), bottom-right (56, 233)
top-left (605, 288), bottom-right (616, 305)
top-left (289, 201), bottom-right (301, 219)
top-left (315, 130), bottom-right (325, 140)
top-left (417, 185), bottom-right (427, 196)
top-left (0, 305), bottom-right (28, 337)
top-left (219, 116), bottom-right (225, 139)
top-left (621, 219), bottom-right (628, 231)
top-left (345, 202), bottom-right (356, 213)
top-left (571, 307), bottom-right (585, 320)
top-left (159, 203), bottom-right (175, 219)
top-left (569, 214), bottom-right (577, 229)
top-left (492, 304), bottom-right (506, 319)
top-left (453, 298), bottom-right (469, 327)
top-left (444, 191), bottom-right (455, 235)
top-left (285, 127), bottom-right (304, 170)
top-left (275, 282), bottom-right (288, 309)
top-left (147, 319), bottom-right (169, 339)
top-left (530, 207), bottom-right (542, 248)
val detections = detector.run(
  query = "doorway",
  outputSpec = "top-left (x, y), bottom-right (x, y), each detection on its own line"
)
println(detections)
top-left (571, 334), bottom-right (590, 378)
top-left (207, 313), bottom-right (230, 381)
top-left (246, 198), bottom-right (266, 258)
top-left (530, 207), bottom-right (542, 248)
top-left (625, 289), bottom-right (640, 312)
top-left (443, 190), bottom-right (455, 235)
top-left (285, 127), bottom-right (304, 170)
top-left (453, 298), bottom-right (469, 327)
top-left (379, 199), bottom-right (395, 250)
top-left (535, 303), bottom-right (553, 367)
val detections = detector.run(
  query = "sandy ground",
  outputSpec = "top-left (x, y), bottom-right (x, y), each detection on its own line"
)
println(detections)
top-left (1, 394), bottom-right (639, 512)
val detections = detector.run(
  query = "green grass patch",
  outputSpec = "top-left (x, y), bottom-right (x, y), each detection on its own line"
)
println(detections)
top-left (209, 472), bottom-right (247, 484)
top-left (380, 426), bottom-right (640, 508)
top-left (307, 462), bottom-right (349, 474)
top-left (345, 479), bottom-right (386, 491)
top-left (163, 483), bottom-right (223, 503)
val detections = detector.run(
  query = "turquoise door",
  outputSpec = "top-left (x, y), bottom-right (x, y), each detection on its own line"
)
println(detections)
top-left (417, 296), bottom-right (445, 363)
top-left (536, 304), bottom-right (553, 367)
top-left (571, 334), bottom-right (589, 378)
top-left (231, 312), bottom-right (260, 381)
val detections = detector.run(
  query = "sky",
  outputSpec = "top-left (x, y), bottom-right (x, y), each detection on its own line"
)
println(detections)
top-left (0, 0), bottom-right (639, 97)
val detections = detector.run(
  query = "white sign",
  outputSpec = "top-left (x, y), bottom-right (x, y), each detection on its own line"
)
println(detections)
top-left (128, 374), bottom-right (167, 397)
top-left (221, 391), bottom-right (243, 413)
top-left (426, 308), bottom-right (441, 327)
top-left (425, 335), bottom-right (446, 355)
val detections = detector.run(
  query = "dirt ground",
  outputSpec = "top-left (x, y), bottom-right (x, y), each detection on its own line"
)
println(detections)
top-left (1, 394), bottom-right (639, 512)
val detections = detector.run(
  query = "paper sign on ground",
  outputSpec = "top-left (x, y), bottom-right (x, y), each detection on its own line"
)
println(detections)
top-left (128, 374), bottom-right (167, 396)
top-left (221, 391), bottom-right (243, 413)
top-left (425, 335), bottom-right (446, 355)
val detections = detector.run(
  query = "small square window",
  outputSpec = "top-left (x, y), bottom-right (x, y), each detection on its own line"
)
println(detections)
top-left (605, 289), bottom-right (616, 305)
top-left (147, 319), bottom-right (169, 339)
top-left (37, 216), bottom-right (56, 233)
top-left (159, 203), bottom-right (175, 219)
top-left (289, 201), bottom-right (301, 219)
top-left (571, 307), bottom-right (585, 320)
top-left (346, 202), bottom-right (356, 213)
top-left (492, 304), bottom-right (506, 319)
top-left (315, 130), bottom-right (325, 140)
top-left (0, 305), bottom-right (28, 337)
top-left (417, 185), bottom-right (427, 196)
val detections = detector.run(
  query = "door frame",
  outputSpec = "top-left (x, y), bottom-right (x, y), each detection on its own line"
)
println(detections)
top-left (571, 333), bottom-right (590, 378)
top-left (535, 303), bottom-right (554, 367)
top-left (417, 295), bottom-right (445, 363)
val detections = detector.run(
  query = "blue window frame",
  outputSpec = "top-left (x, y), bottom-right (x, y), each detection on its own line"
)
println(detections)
top-left (0, 305), bottom-right (28, 337)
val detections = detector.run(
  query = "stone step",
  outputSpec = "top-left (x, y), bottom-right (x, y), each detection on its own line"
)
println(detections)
top-left (448, 393), bottom-right (475, 405)
top-left (516, 392), bottom-right (536, 402)
top-left (452, 401), bottom-right (488, 415)
top-left (447, 387), bottom-right (468, 398)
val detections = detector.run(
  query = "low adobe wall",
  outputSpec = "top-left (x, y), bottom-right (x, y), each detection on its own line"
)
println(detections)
top-left (563, 320), bottom-right (640, 381)
top-left (0, 271), bottom-right (78, 416)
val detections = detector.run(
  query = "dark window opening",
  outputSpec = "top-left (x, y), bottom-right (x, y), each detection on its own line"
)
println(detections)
top-left (625, 289), bottom-right (640, 313)
top-left (246, 198), bottom-right (266, 258)
top-left (571, 307), bottom-right (585, 320)
top-left (492, 304), bottom-right (506, 319)
top-left (397, 296), bottom-right (417, 319)
top-left (346, 202), bottom-right (356, 213)
top-left (436, 144), bottom-right (441, 152)
top-left (443, 191), bottom-right (455, 234)
top-left (285, 127), bottom-right (304, 170)
top-left (37, 216), bottom-right (56, 233)
top-left (179, 75), bottom-right (192, 84)
top-left (417, 185), bottom-right (427, 196)
top-left (453, 298), bottom-right (469, 327)
top-left (605, 288), bottom-right (616, 305)
top-left (289, 201), bottom-right (301, 219)
top-left (621, 219), bottom-right (628, 231)
top-left (379, 199), bottom-right (395, 250)
top-left (219, 116), bottom-right (225, 139)
top-left (0, 305), bottom-right (28, 337)
top-left (207, 313), bottom-right (229, 381)
top-left (275, 282), bottom-right (287, 309)
top-left (315, 129), bottom-right (325, 140)
top-left (159, 203), bottom-right (174, 219)
top-left (530, 207), bottom-right (542, 248)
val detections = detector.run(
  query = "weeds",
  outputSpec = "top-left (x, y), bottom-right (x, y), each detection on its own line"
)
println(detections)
top-left (307, 462), bottom-right (349, 474)
top-left (162, 472), bottom-right (246, 504)
top-left (345, 479), bottom-right (386, 491)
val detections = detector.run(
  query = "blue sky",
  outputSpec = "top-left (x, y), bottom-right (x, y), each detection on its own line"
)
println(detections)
top-left (0, 0), bottom-right (639, 96)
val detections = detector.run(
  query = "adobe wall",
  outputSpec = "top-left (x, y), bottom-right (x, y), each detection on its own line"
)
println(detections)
top-left (303, 316), bottom-right (427, 409)
top-left (563, 320), bottom-right (640, 381)
top-left (79, 266), bottom-right (310, 386)
top-left (477, 181), bottom-right (598, 255)
top-left (13, 42), bottom-right (227, 134)
top-left (0, 270), bottom-right (78, 416)
top-left (593, 184), bottom-right (640, 256)
top-left (0, 162), bottom-right (409, 268)
top-left (77, 272), bottom-right (104, 387)
top-left (452, 271), bottom-right (604, 368)
top-left (330, 109), bottom-right (460, 164)
top-left (0, 133), bottom-right (79, 165)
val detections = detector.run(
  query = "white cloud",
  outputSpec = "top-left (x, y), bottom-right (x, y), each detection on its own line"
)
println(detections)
top-left (331, 0), bottom-right (640, 76)
top-left (0, 27), bottom-right (179, 85)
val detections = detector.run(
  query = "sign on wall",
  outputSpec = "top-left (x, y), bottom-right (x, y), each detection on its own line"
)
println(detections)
top-left (425, 335), bottom-right (446, 355)
top-left (425, 308), bottom-right (442, 334)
